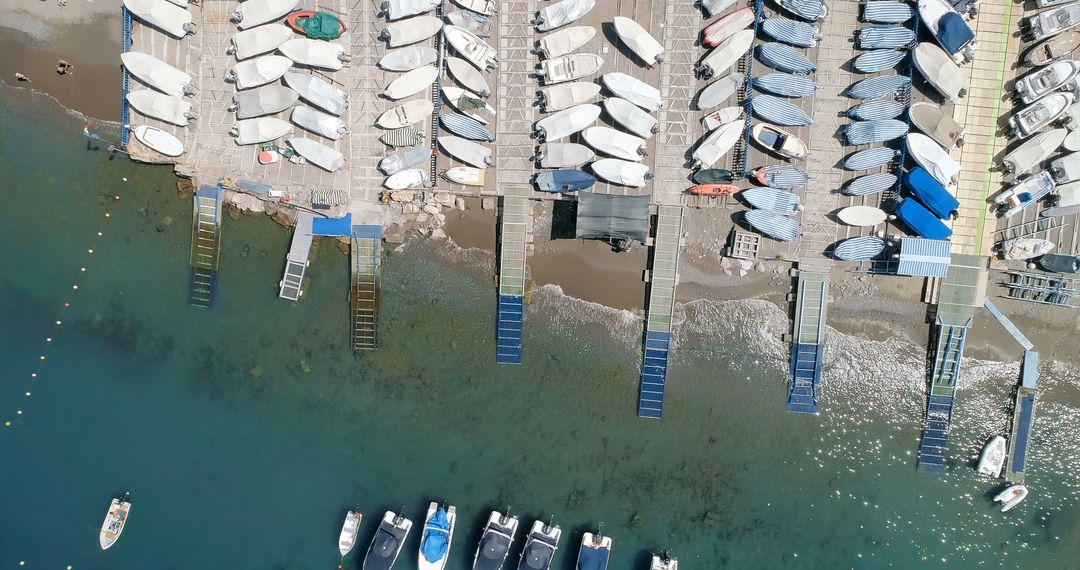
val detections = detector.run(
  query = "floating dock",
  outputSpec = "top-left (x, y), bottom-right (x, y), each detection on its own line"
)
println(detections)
top-left (278, 211), bottom-right (314, 302)
top-left (787, 268), bottom-right (829, 413)
top-left (496, 196), bottom-right (531, 365)
top-left (350, 225), bottom-right (382, 351)
top-left (1005, 350), bottom-right (1038, 483)
top-left (188, 185), bottom-right (222, 308)
top-left (638, 205), bottom-right (685, 419)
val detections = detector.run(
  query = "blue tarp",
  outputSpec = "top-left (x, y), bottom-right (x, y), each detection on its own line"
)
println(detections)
top-left (936, 12), bottom-right (974, 55)
top-left (903, 167), bottom-right (959, 219)
top-left (311, 213), bottom-right (352, 237)
top-left (578, 545), bottom-right (610, 570)
top-left (420, 508), bottom-right (451, 563)
top-left (895, 200), bottom-right (952, 240)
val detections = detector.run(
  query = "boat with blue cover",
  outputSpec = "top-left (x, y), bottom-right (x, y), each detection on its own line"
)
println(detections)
top-left (363, 510), bottom-right (413, 570)
top-left (750, 95), bottom-right (813, 126)
top-left (833, 235), bottom-right (888, 261)
top-left (517, 520), bottom-right (561, 570)
top-left (848, 99), bottom-right (907, 120)
top-left (754, 164), bottom-right (809, 188)
top-left (760, 17), bottom-right (821, 48)
top-left (752, 73), bottom-right (817, 97)
top-left (894, 199), bottom-right (952, 239)
top-left (993, 171), bottom-right (1056, 219)
top-left (534, 169), bottom-right (596, 192)
top-left (745, 210), bottom-right (800, 241)
top-left (418, 502), bottom-right (456, 570)
top-left (843, 147), bottom-right (897, 170)
top-left (848, 74), bottom-right (911, 99)
top-left (843, 172), bottom-right (897, 196)
top-left (741, 186), bottom-right (802, 215)
top-left (856, 26), bottom-right (916, 49)
top-left (862, 1), bottom-right (913, 23)
top-left (441, 114), bottom-right (495, 141)
top-left (853, 49), bottom-right (906, 73)
top-left (473, 510), bottom-right (519, 570)
top-left (903, 167), bottom-right (959, 219)
top-left (576, 530), bottom-right (611, 570)
top-left (921, 0), bottom-right (976, 62)
top-left (844, 119), bottom-right (909, 145)
top-left (757, 42), bottom-right (816, 73)
top-left (777, 0), bottom-right (828, 22)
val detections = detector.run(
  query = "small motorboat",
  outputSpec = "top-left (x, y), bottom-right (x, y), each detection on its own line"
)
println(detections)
top-left (834, 235), bottom-right (889, 261)
top-left (473, 510), bottom-right (519, 570)
top-left (444, 25), bottom-right (498, 71)
top-left (756, 42), bottom-right (816, 74)
top-left (613, 16), bottom-right (664, 66)
top-left (856, 25), bottom-right (916, 49)
top-left (364, 510), bottom-right (413, 570)
top-left (576, 530), bottom-right (611, 570)
top-left (124, 0), bottom-right (193, 38)
top-left (702, 106), bottom-right (744, 130)
top-left (702, 8), bottom-right (755, 48)
top-left (380, 15), bottom-right (443, 47)
top-left (517, 520), bottom-right (561, 570)
top-left (339, 510), bottom-right (363, 559)
top-left (451, 0), bottom-right (497, 17)
top-left (534, 103), bottom-right (601, 141)
top-left (439, 136), bottom-right (494, 167)
top-left (913, 42), bottom-right (968, 101)
top-left (689, 184), bottom-right (740, 197)
top-left (843, 172), bottom-right (897, 196)
top-left (1015, 60), bottom-right (1080, 104)
top-left (777, 0), bottom-right (827, 22)
top-left (745, 210), bottom-right (800, 241)
top-left (378, 147), bottom-right (431, 174)
top-left (844, 119), bottom-right (909, 145)
top-left (131, 124), bottom-right (185, 156)
top-left (533, 26), bottom-right (596, 59)
top-left (750, 95), bottom-right (813, 127)
top-left (752, 73), bottom-right (817, 98)
top-left (278, 38), bottom-right (348, 71)
top-left (532, 143), bottom-right (595, 168)
top-left (1038, 253), bottom-right (1080, 272)
top-left (603, 97), bottom-right (659, 138)
top-left (863, 0), bottom-right (914, 23)
top-left (418, 502), bottom-right (456, 570)
top-left (754, 164), bottom-right (809, 188)
top-left (380, 126), bottom-right (425, 147)
top-left (383, 169), bottom-right (428, 189)
top-left (447, 57), bottom-right (491, 97)
top-left (837, 205), bottom-right (888, 226)
top-left (742, 187), bottom-right (802, 215)
top-left (848, 74), bottom-right (911, 100)
top-left (1008, 92), bottom-right (1075, 138)
top-left (233, 84), bottom-right (300, 119)
top-left (127, 90), bottom-right (195, 126)
top-left (381, 65), bottom-right (440, 100)
top-left (288, 138), bottom-right (345, 172)
top-left (377, 100), bottom-right (434, 129)
top-left (696, 73), bottom-right (744, 111)
top-left (445, 10), bottom-right (493, 38)
top-left (649, 550), bottom-right (678, 570)
top-left (121, 51), bottom-right (193, 98)
top-left (233, 0), bottom-right (300, 30)
top-left (230, 23), bottom-right (293, 60)
top-left (853, 49), bottom-right (907, 74)
top-left (535, 0), bottom-right (596, 32)
top-left (231, 117), bottom-right (292, 145)
top-left (228, 55), bottom-right (292, 90)
top-left (692, 168), bottom-right (736, 184)
top-left (696, 29), bottom-right (756, 79)
top-left (1050, 150), bottom-right (1080, 183)
top-left (590, 159), bottom-right (652, 187)
top-left (842, 147), bottom-right (897, 171)
top-left (581, 126), bottom-right (647, 161)
top-left (284, 71), bottom-right (347, 116)
top-left (443, 166), bottom-right (487, 186)
top-left (994, 485), bottom-right (1028, 512)
top-left (903, 167), bottom-right (959, 219)
top-left (442, 113), bottom-right (494, 141)
top-left (537, 53), bottom-right (604, 85)
top-left (999, 238), bottom-right (1054, 260)
top-left (910, 102), bottom-right (965, 149)
top-left (601, 73), bottom-right (662, 112)
top-left (292, 106), bottom-right (348, 140)
top-left (906, 133), bottom-right (960, 186)
top-left (379, 46), bottom-right (440, 71)
top-left (919, 0), bottom-right (976, 63)
top-left (99, 493), bottom-right (131, 550)
top-left (1000, 128), bottom-right (1067, 175)
top-left (286, 10), bottom-right (346, 39)
top-left (1022, 2), bottom-right (1080, 42)
top-left (691, 121), bottom-right (744, 169)
top-left (752, 123), bottom-right (808, 159)
top-left (537, 82), bottom-right (602, 112)
top-left (848, 100), bottom-right (907, 121)
top-left (534, 169), bottom-right (596, 192)
top-left (381, 0), bottom-right (440, 20)
top-left (443, 86), bottom-right (495, 124)
top-left (760, 17), bottom-right (821, 48)
top-left (1026, 31), bottom-right (1080, 66)
top-left (894, 199), bottom-right (952, 239)
top-left (992, 171), bottom-right (1056, 219)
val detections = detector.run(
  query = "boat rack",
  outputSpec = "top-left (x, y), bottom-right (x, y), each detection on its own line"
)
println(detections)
top-left (1003, 271), bottom-right (1078, 308)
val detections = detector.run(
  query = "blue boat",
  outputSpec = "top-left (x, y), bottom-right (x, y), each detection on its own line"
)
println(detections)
top-left (843, 147), bottom-right (897, 170)
top-left (777, 0), bottom-right (827, 22)
top-left (853, 49), bottom-right (906, 73)
top-left (754, 164), bottom-right (809, 188)
top-left (757, 43), bottom-right (816, 74)
top-left (534, 169), bottom-right (596, 192)
top-left (741, 186), bottom-right (802, 215)
top-left (760, 17), bottom-right (821, 48)
top-left (419, 506), bottom-right (452, 567)
top-left (745, 210), bottom-right (800, 241)
top-left (845, 119), bottom-right (909, 145)
top-left (856, 26), bottom-right (916, 49)
top-left (441, 113), bottom-right (495, 141)
top-left (752, 73), bottom-right (817, 97)
top-left (750, 95), bottom-right (813, 126)
top-left (577, 532), bottom-right (611, 570)
top-left (848, 99), bottom-right (907, 120)
top-left (843, 172), bottom-right (897, 196)
top-left (833, 235), bottom-right (888, 261)
top-left (894, 199), bottom-right (952, 239)
top-left (848, 74), bottom-right (911, 100)
top-left (936, 12), bottom-right (975, 57)
top-left (903, 167), bottom-right (960, 219)
top-left (862, 1), bottom-right (914, 23)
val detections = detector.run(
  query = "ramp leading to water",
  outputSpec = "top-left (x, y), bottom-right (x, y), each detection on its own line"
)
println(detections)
top-left (120, 7), bottom-right (132, 148)
top-left (496, 196), bottom-right (530, 364)
top-left (278, 211), bottom-right (313, 302)
top-left (351, 225), bottom-right (382, 351)
top-left (638, 205), bottom-right (685, 419)
top-left (188, 185), bottom-right (222, 308)
top-left (787, 269), bottom-right (829, 413)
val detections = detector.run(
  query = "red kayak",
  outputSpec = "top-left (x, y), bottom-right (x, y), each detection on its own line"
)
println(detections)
top-left (286, 11), bottom-right (347, 37)
top-left (689, 184), bottom-right (740, 197)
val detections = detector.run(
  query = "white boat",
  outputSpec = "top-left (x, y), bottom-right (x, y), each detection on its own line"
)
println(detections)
top-left (230, 24), bottom-right (294, 60)
top-left (278, 39), bottom-right (348, 71)
top-left (232, 84), bottom-right (299, 119)
top-left (284, 72), bottom-right (348, 116)
top-left (591, 158), bottom-right (651, 187)
top-left (702, 106), bottom-right (744, 131)
top-left (232, 117), bottom-right (292, 145)
top-left (99, 494), bottom-right (131, 550)
top-left (473, 510), bottom-right (519, 570)
top-left (533, 26), bottom-right (596, 59)
top-left (696, 29), bottom-right (755, 80)
top-left (537, 53), bottom-right (603, 85)
top-left (1015, 60), bottom-right (1080, 104)
top-left (702, 0), bottom-right (737, 18)
top-left (702, 7), bottom-right (755, 47)
top-left (1024, 2), bottom-right (1080, 42)
top-left (382, 0), bottom-right (440, 21)
top-left (518, 520), bottom-right (561, 570)
top-left (1001, 238), bottom-right (1054, 260)
top-left (379, 147), bottom-right (431, 174)
top-left (381, 65), bottom-right (439, 100)
top-left (534, 103), bottom-right (600, 141)
top-left (603, 96), bottom-right (659, 138)
top-left (1000, 128), bottom-right (1067, 174)
top-left (228, 55), bottom-right (292, 90)
top-left (602, 73), bottom-right (661, 112)
top-left (339, 510), bottom-right (362, 559)
top-left (380, 46), bottom-right (440, 72)
top-left (234, 0), bottom-right (300, 30)
top-left (1050, 150), bottom-right (1080, 183)
top-left (913, 43), bottom-right (967, 102)
top-left (292, 106), bottom-right (349, 140)
top-left (650, 551), bottom-right (678, 570)
top-left (445, 10), bottom-right (494, 38)
top-left (1056, 179), bottom-right (1080, 206)
top-left (576, 531), bottom-right (612, 570)
top-left (533, 142), bottom-right (594, 168)
top-left (692, 121), bottom-right (743, 169)
top-left (377, 99), bottom-right (434, 128)
top-left (439, 135), bottom-right (494, 167)
top-left (381, 15), bottom-right (444, 47)
top-left (123, 0), bottom-right (193, 38)
top-left (613, 16), bottom-right (664, 66)
top-left (994, 485), bottom-right (1028, 512)
top-left (535, 0), bottom-right (596, 32)
top-left (537, 81), bottom-right (601, 112)
top-left (364, 511), bottom-right (413, 570)
top-left (121, 51), bottom-right (192, 98)
top-left (442, 86), bottom-right (495, 124)
top-left (443, 166), bottom-right (486, 186)
top-left (132, 124), bottom-right (184, 156)
top-left (696, 73), bottom-right (744, 111)
top-left (906, 133), bottom-right (960, 186)
top-left (451, 0), bottom-right (497, 16)
top-left (288, 137), bottom-right (345, 172)
top-left (385, 168), bottom-right (429, 189)
top-left (127, 90), bottom-right (195, 126)
top-left (918, 0), bottom-right (977, 63)
top-left (1009, 92), bottom-right (1075, 138)
top-left (447, 57), bottom-right (491, 96)
top-left (418, 502), bottom-right (456, 570)
top-left (444, 25), bottom-right (498, 71)
top-left (1065, 129), bottom-right (1080, 151)
top-left (837, 205), bottom-right (888, 226)
top-left (582, 126), bottom-right (647, 161)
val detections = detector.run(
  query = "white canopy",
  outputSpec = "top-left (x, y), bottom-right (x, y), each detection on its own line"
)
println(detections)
top-left (291, 106), bottom-right (348, 140)
top-left (123, 0), bottom-right (192, 38)
top-left (232, 24), bottom-right (294, 60)
top-left (231, 55), bottom-right (292, 90)
top-left (126, 90), bottom-right (194, 126)
top-left (278, 39), bottom-right (346, 71)
top-left (233, 117), bottom-right (293, 145)
top-left (289, 138), bottom-right (345, 172)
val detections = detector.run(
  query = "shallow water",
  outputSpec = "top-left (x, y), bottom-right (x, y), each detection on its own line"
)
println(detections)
top-left (2, 90), bottom-right (1080, 569)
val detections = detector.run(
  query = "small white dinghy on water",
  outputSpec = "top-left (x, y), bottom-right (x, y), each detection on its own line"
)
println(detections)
top-left (1000, 128), bottom-right (1067, 175)
top-left (533, 142), bottom-right (595, 167)
top-left (443, 166), bottom-right (487, 186)
top-left (231, 117), bottom-right (292, 145)
top-left (230, 24), bottom-right (293, 60)
top-left (535, 0), bottom-right (596, 32)
top-left (537, 81), bottom-right (601, 111)
top-left (127, 90), bottom-right (195, 126)
top-left (291, 106), bottom-right (348, 140)
top-left (534, 103), bottom-right (600, 141)
top-left (696, 73), bottom-right (744, 110)
top-left (381, 15), bottom-right (444, 47)
top-left (121, 52), bottom-right (193, 98)
top-left (382, 65), bottom-right (440, 100)
top-left (447, 57), bottom-right (492, 96)
top-left (288, 138), bottom-right (345, 172)
top-left (444, 25), bottom-right (498, 71)
top-left (439, 135), bottom-right (495, 167)
top-left (913, 43), bottom-right (968, 102)
top-left (907, 133), bottom-right (960, 186)
top-left (379, 46), bottom-right (439, 72)
top-left (538, 53), bottom-right (604, 85)
top-left (442, 86), bottom-right (495, 124)
top-left (697, 29), bottom-right (756, 80)
top-left (123, 0), bottom-right (193, 38)
top-left (377, 99), bottom-right (434, 129)
top-left (602, 73), bottom-right (662, 112)
top-left (132, 124), bottom-right (185, 156)
top-left (99, 493), bottom-right (131, 550)
top-left (582, 126), bottom-right (647, 161)
top-left (591, 158), bottom-right (652, 187)
top-left (604, 97), bottom-right (659, 138)
top-left (691, 121), bottom-right (744, 169)
top-left (278, 39), bottom-right (349, 71)
top-left (228, 55), bottom-right (292, 90)
top-left (234, 0), bottom-right (301, 30)
top-left (533, 26), bottom-right (596, 59)
top-left (613, 16), bottom-right (664, 66)
top-left (284, 72), bottom-right (347, 116)
top-left (232, 84), bottom-right (299, 119)
top-left (994, 485), bottom-right (1028, 512)
top-left (338, 510), bottom-right (362, 561)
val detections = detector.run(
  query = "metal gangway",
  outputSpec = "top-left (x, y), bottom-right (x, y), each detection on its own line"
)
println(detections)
top-left (278, 211), bottom-right (313, 301)
top-left (496, 195), bottom-right (531, 364)
top-left (120, 7), bottom-right (132, 147)
top-left (995, 217), bottom-right (1069, 242)
top-left (787, 268), bottom-right (829, 413)
top-left (1005, 351), bottom-right (1039, 483)
top-left (1004, 271), bottom-right (1078, 307)
top-left (351, 225), bottom-right (382, 351)
top-left (638, 206), bottom-right (685, 419)
top-left (188, 185), bottom-right (222, 308)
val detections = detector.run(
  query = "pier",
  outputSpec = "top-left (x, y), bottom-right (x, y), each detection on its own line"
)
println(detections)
top-left (638, 205), bottom-right (685, 419)
top-left (350, 225), bottom-right (382, 351)
top-left (1005, 351), bottom-right (1038, 483)
top-left (188, 185), bottom-right (223, 308)
top-left (279, 211), bottom-right (314, 302)
top-left (786, 267), bottom-right (829, 413)
top-left (495, 195), bottom-right (531, 365)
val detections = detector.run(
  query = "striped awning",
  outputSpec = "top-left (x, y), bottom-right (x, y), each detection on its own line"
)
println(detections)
top-left (897, 237), bottom-right (952, 277)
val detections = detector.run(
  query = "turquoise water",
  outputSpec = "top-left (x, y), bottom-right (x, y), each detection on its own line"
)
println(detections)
top-left (2, 90), bottom-right (1080, 569)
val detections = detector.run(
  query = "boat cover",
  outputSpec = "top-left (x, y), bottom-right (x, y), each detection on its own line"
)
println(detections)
top-left (124, 0), bottom-right (192, 38)
top-left (745, 210), bottom-right (800, 241)
top-left (278, 39), bottom-right (345, 70)
top-left (752, 73), bottom-right (816, 97)
top-left (845, 119), bottom-right (909, 145)
top-left (420, 508), bottom-right (450, 563)
top-left (848, 74), bottom-right (911, 99)
top-left (575, 192), bottom-right (650, 242)
top-left (742, 187), bottom-right (801, 215)
top-left (386, 0), bottom-right (439, 20)
top-left (936, 12), bottom-right (974, 54)
top-left (232, 55), bottom-right (292, 90)
top-left (291, 106), bottom-right (348, 140)
top-left (894, 199), bottom-right (952, 239)
top-left (750, 95), bottom-right (813, 126)
top-left (379, 147), bottom-right (431, 174)
top-left (522, 540), bottom-right (554, 569)
top-left (760, 17), bottom-right (820, 48)
top-left (284, 72), bottom-right (347, 116)
top-left (445, 11), bottom-right (493, 38)
top-left (578, 547), bottom-right (610, 570)
top-left (537, 26), bottom-right (596, 59)
top-left (849, 100), bottom-right (907, 120)
top-left (601, 73), bottom-right (661, 112)
top-left (834, 235), bottom-right (888, 261)
top-left (121, 51), bottom-right (192, 98)
top-left (535, 169), bottom-right (596, 192)
top-left (477, 529), bottom-right (511, 563)
top-left (232, 24), bottom-right (293, 60)
top-left (233, 85), bottom-right (298, 119)
top-left (236, 0), bottom-right (301, 30)
top-left (843, 147), bottom-right (897, 170)
top-left (757, 43), bottom-right (816, 74)
top-left (904, 167), bottom-right (959, 218)
top-left (853, 49), bottom-right (907, 73)
top-left (441, 114), bottom-right (494, 141)
top-left (234, 117), bottom-right (292, 145)
top-left (295, 12), bottom-right (344, 39)
top-left (857, 26), bottom-right (916, 49)
top-left (536, 0), bottom-right (596, 32)
top-left (127, 90), bottom-right (193, 126)
top-left (757, 164), bottom-right (809, 189)
top-left (779, 0), bottom-right (827, 21)
top-left (863, 1), bottom-right (914, 23)
top-left (288, 138), bottom-right (345, 172)
top-left (371, 529), bottom-right (400, 558)
top-left (843, 172), bottom-right (897, 196)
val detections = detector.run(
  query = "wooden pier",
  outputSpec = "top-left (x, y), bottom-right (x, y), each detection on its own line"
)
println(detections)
top-left (495, 195), bottom-right (531, 365)
top-left (188, 185), bottom-right (222, 308)
top-left (350, 225), bottom-right (382, 351)
top-left (638, 205), bottom-right (685, 419)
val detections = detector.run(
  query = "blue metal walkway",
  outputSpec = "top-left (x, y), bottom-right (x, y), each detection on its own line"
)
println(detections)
top-left (188, 185), bottom-right (222, 308)
top-left (916, 323), bottom-right (968, 471)
top-left (1005, 351), bottom-right (1039, 483)
top-left (787, 270), bottom-right (829, 413)
top-left (496, 196), bottom-right (530, 364)
top-left (638, 206), bottom-right (684, 419)
top-left (120, 7), bottom-right (132, 148)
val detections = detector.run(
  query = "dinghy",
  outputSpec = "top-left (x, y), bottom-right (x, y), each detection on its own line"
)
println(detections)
top-left (232, 117), bottom-right (292, 145)
top-left (442, 86), bottom-right (495, 124)
top-left (894, 199), bottom-right (952, 239)
top-left (1050, 151), bottom-right (1080, 183)
top-left (228, 55), bottom-right (291, 90)
top-left (131, 125), bottom-right (185, 156)
top-left (742, 187), bottom-right (802, 215)
top-left (856, 25), bottom-right (916, 49)
top-left (1026, 31), bottom-right (1080, 66)
top-left (472, 511), bottom-right (519, 570)
top-left (702, 106), bottom-right (744, 130)
top-left (853, 49), bottom-right (906, 73)
top-left (582, 126), bottom-right (647, 161)
top-left (913, 43), bottom-right (967, 101)
top-left (976, 436), bottom-right (1007, 476)
top-left (689, 183), bottom-right (740, 197)
top-left (288, 138), bottom-right (344, 172)
top-left (121, 52), bottom-right (193, 98)
top-left (751, 95), bottom-right (813, 126)
top-left (760, 17), bottom-right (821, 48)
top-left (752, 123), bottom-right (808, 159)
top-left (379, 46), bottom-right (440, 72)
top-left (450, 0), bottom-right (496, 16)
top-left (613, 16), bottom-right (664, 66)
top-left (842, 147), bottom-right (897, 170)
top-left (691, 121), bottom-right (744, 169)
top-left (837, 205), bottom-right (888, 226)
top-left (380, 127), bottom-right (425, 147)
top-left (744, 210), bottom-right (800, 241)
top-left (127, 90), bottom-right (195, 126)
top-left (381, 0), bottom-right (439, 20)
top-left (385, 169), bottom-right (429, 190)
top-left (703, 8), bottom-right (755, 48)
top-left (376, 100), bottom-right (434, 129)
top-left (382, 65), bottom-right (439, 100)
top-left (291, 106), bottom-right (348, 140)
top-left (1023, 3), bottom-right (1080, 42)
top-left (756, 42), bottom-right (816, 74)
top-left (843, 172), bottom-right (897, 196)
top-left (534, 103), bottom-right (600, 141)
top-left (285, 11), bottom-right (345, 39)
top-left (1038, 253), bottom-right (1080, 272)
top-left (919, 0), bottom-right (976, 63)
top-left (533, 143), bottom-right (595, 168)
top-left (441, 113), bottom-right (495, 141)
top-left (777, 0), bottom-right (828, 22)
top-left (278, 39), bottom-right (348, 71)
top-left (537, 53), bottom-right (603, 85)
top-left (834, 235), bottom-right (888, 261)
top-left (590, 159), bottom-right (652, 187)
top-left (364, 511), bottom-right (413, 570)
top-left (848, 100), bottom-right (907, 121)
top-left (533, 26), bottom-right (596, 59)
top-left (232, 85), bottom-right (298, 119)
top-left (1015, 60), bottom-right (1080, 104)
top-left (234, 0), bottom-right (300, 30)
top-left (380, 15), bottom-right (443, 47)
top-left (603, 97), bottom-right (659, 138)
top-left (752, 73), bottom-right (817, 98)
top-left (845, 119), bottom-right (909, 145)
top-left (753, 164), bottom-right (809, 188)
top-left (444, 25), bottom-right (498, 71)
top-left (907, 133), bottom-right (960, 186)
top-left (379, 147), bottom-right (431, 174)
top-left (994, 485), bottom-right (1028, 512)
top-left (602, 73), bottom-right (662, 112)
top-left (537, 81), bottom-right (601, 111)
top-left (1009, 92), bottom-right (1075, 138)
top-left (438, 136), bottom-right (494, 167)
top-left (692, 169), bottom-right (736, 184)
top-left (1000, 238), bottom-right (1054, 260)
top-left (443, 166), bottom-right (486, 187)
top-left (535, 0), bottom-right (596, 32)
top-left (696, 73), bottom-right (744, 110)
top-left (123, 0), bottom-right (193, 38)
top-left (444, 10), bottom-right (493, 38)
top-left (696, 30), bottom-right (755, 79)
top-left (447, 57), bottom-right (491, 96)
top-left (910, 102), bottom-right (965, 149)
top-left (1000, 128), bottom-right (1067, 174)
top-left (701, 0), bottom-right (737, 17)
top-left (862, 1), bottom-right (914, 23)
top-left (848, 74), bottom-right (911, 100)
top-left (230, 24), bottom-right (293, 60)
top-left (284, 71), bottom-right (347, 115)
top-left (534, 169), bottom-right (596, 192)
top-left (993, 171), bottom-right (1056, 219)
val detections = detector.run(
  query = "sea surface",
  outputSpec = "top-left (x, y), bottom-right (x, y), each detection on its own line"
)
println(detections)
top-left (2, 89), bottom-right (1080, 570)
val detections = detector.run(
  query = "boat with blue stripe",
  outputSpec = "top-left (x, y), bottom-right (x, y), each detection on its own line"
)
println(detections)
top-left (745, 210), bottom-right (800, 241)
top-left (842, 172), bottom-right (897, 196)
top-left (844, 119), bottom-right (909, 145)
top-left (754, 164), bottom-right (809, 188)
top-left (752, 73), bottom-right (817, 97)
top-left (777, 0), bottom-right (828, 22)
top-left (760, 17), bottom-right (821, 48)
top-left (833, 235), bottom-right (889, 261)
top-left (853, 49), bottom-right (906, 73)
top-left (848, 74), bottom-right (911, 99)
top-left (751, 94), bottom-right (813, 126)
top-left (741, 186), bottom-right (802, 215)
top-left (862, 1), bottom-right (914, 23)
top-left (848, 99), bottom-right (907, 120)
top-left (440, 114), bottom-right (495, 142)
top-left (757, 43), bottom-right (816, 74)
top-left (534, 169), bottom-right (596, 192)
top-left (856, 26), bottom-right (916, 49)
top-left (894, 198), bottom-right (953, 239)
top-left (843, 147), bottom-right (897, 170)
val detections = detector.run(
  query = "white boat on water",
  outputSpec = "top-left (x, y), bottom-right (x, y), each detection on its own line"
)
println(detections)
top-left (232, 84), bottom-right (299, 119)
top-left (381, 15), bottom-right (444, 47)
top-left (576, 531), bottom-right (612, 570)
top-left (364, 510), bottom-right (413, 570)
top-left (439, 135), bottom-right (494, 167)
top-left (532, 142), bottom-right (594, 168)
top-left (292, 106), bottom-right (349, 140)
top-left (234, 0), bottom-right (301, 30)
top-left (418, 502), bottom-right (456, 570)
top-left (278, 39), bottom-right (349, 71)
top-left (227, 55), bottom-right (292, 90)
top-left (537, 53), bottom-right (603, 85)
top-left (537, 81), bottom-right (601, 112)
top-left (591, 158), bottom-right (651, 187)
top-left (121, 51), bottom-right (193, 98)
top-left (288, 138), bottom-right (345, 172)
top-left (535, 0), bottom-right (596, 32)
top-left (582, 126), bottom-right (646, 162)
top-left (376, 99), bottom-right (434, 129)
top-left (284, 72), bottom-right (348, 116)
top-left (906, 133), bottom-right (960, 186)
top-left (603, 97), bottom-right (659, 139)
top-left (123, 0), bottom-right (193, 38)
top-left (99, 493), bottom-right (131, 550)
top-left (127, 90), bottom-right (195, 126)
top-left (534, 103), bottom-right (600, 141)
top-left (230, 24), bottom-right (294, 60)
top-left (382, 0), bottom-right (440, 21)
top-left (692, 121), bottom-right (743, 169)
top-left (447, 57), bottom-right (491, 96)
top-left (231, 117), bottom-right (292, 145)
top-left (473, 510), bottom-right (519, 570)
top-left (442, 86), bottom-right (495, 124)
top-left (602, 72), bottom-right (661, 112)
top-left (533, 26), bottom-right (596, 59)
top-left (994, 484), bottom-right (1028, 512)
top-left (443, 25), bottom-right (498, 71)
top-left (132, 125), bottom-right (185, 156)
top-left (380, 46), bottom-right (439, 72)
top-left (613, 16), bottom-right (664, 66)
top-left (339, 510), bottom-right (362, 559)
top-left (650, 551), bottom-right (679, 570)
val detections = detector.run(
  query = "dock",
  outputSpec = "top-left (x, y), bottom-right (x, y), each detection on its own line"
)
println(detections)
top-left (278, 211), bottom-right (314, 302)
top-left (495, 195), bottom-right (531, 365)
top-left (188, 185), bottom-right (223, 308)
top-left (1004, 351), bottom-right (1038, 483)
top-left (787, 268), bottom-right (829, 413)
top-left (637, 206), bottom-right (684, 419)
top-left (350, 225), bottom-right (382, 351)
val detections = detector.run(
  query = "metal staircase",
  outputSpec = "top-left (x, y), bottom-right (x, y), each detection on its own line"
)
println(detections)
top-left (188, 186), bottom-right (221, 309)
top-left (351, 226), bottom-right (382, 351)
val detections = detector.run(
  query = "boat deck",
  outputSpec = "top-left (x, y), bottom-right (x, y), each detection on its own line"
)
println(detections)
top-left (638, 205), bottom-right (684, 419)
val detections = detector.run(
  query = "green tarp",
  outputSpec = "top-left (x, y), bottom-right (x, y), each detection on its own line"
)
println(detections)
top-left (298, 12), bottom-right (343, 40)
